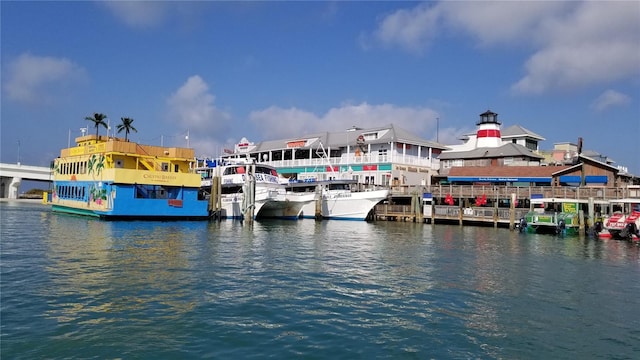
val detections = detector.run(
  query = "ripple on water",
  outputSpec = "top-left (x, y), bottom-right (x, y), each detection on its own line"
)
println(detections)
top-left (1, 204), bottom-right (639, 359)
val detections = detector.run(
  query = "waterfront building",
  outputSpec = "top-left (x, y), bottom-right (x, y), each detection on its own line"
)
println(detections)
top-left (220, 124), bottom-right (447, 188)
top-left (435, 110), bottom-right (636, 187)
top-left (437, 110), bottom-right (545, 182)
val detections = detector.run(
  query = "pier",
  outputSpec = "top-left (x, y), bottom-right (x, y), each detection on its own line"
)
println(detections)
top-left (374, 185), bottom-right (640, 228)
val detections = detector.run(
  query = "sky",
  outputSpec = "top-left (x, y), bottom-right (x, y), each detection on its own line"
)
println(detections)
top-left (2, 1), bottom-right (639, 176)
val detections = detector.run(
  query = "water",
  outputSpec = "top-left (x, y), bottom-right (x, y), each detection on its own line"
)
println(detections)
top-left (1, 201), bottom-right (639, 359)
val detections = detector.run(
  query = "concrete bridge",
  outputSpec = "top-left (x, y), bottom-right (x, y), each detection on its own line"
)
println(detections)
top-left (0, 162), bottom-right (52, 198)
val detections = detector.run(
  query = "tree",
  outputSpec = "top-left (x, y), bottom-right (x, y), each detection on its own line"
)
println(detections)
top-left (85, 113), bottom-right (108, 138)
top-left (117, 117), bottom-right (137, 141)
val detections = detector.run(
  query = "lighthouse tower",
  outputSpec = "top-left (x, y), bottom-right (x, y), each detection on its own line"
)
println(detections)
top-left (475, 110), bottom-right (502, 148)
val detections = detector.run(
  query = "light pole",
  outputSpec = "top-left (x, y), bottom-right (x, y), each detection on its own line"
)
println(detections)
top-left (17, 140), bottom-right (20, 165)
top-left (436, 117), bottom-right (439, 143)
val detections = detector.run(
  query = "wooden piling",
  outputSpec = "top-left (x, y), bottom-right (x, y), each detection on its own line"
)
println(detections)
top-left (509, 193), bottom-right (516, 231)
top-left (315, 184), bottom-right (323, 221)
top-left (208, 174), bottom-right (222, 221)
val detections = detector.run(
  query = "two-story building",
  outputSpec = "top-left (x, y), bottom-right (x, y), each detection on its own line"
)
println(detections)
top-left (437, 110), bottom-right (546, 184)
top-left (220, 124), bottom-right (448, 187)
top-left (436, 110), bottom-right (634, 187)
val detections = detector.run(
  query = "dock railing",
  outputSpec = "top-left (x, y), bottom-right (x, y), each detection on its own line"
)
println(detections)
top-left (389, 185), bottom-right (636, 201)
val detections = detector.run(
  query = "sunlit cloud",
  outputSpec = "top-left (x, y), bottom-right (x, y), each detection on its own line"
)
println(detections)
top-left (3, 53), bottom-right (88, 105)
top-left (166, 75), bottom-right (231, 157)
top-left (101, 1), bottom-right (169, 28)
top-left (591, 89), bottom-right (631, 112)
top-left (369, 3), bottom-right (440, 54)
top-left (369, 1), bottom-right (640, 94)
top-left (249, 102), bottom-right (440, 141)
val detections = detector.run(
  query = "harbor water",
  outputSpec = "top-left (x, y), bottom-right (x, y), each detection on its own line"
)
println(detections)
top-left (1, 201), bottom-right (639, 359)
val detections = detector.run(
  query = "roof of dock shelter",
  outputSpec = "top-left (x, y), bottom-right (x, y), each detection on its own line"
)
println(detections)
top-left (238, 123), bottom-right (449, 152)
top-left (551, 154), bottom-right (620, 176)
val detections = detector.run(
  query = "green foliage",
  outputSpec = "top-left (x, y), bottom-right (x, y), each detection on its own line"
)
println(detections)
top-left (117, 117), bottom-right (137, 141)
top-left (85, 113), bottom-right (108, 137)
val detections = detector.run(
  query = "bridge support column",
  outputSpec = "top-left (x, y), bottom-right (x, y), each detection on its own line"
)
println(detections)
top-left (0, 177), bottom-right (21, 199)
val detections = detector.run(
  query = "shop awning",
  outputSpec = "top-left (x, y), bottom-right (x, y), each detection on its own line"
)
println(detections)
top-left (447, 176), bottom-right (552, 183)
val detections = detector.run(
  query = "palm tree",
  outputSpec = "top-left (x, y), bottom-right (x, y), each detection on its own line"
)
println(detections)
top-left (85, 113), bottom-right (108, 138)
top-left (117, 117), bottom-right (137, 141)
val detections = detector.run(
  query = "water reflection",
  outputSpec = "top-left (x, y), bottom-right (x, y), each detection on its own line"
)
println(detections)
top-left (2, 203), bottom-right (639, 359)
top-left (43, 216), bottom-right (208, 326)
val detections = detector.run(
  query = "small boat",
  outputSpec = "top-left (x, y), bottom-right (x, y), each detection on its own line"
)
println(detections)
top-left (522, 197), bottom-right (586, 236)
top-left (286, 179), bottom-right (389, 221)
top-left (599, 199), bottom-right (640, 241)
top-left (49, 135), bottom-right (209, 220)
top-left (196, 158), bottom-right (315, 220)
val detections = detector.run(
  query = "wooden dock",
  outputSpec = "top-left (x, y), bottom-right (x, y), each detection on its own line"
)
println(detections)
top-left (373, 185), bottom-right (640, 228)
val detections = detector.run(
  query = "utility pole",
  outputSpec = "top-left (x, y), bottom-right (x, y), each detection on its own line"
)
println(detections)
top-left (436, 117), bottom-right (439, 143)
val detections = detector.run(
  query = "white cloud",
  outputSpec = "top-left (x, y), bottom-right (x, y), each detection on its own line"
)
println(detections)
top-left (166, 75), bottom-right (231, 157)
top-left (101, 2), bottom-right (169, 28)
top-left (371, 3), bottom-right (440, 54)
top-left (370, 1), bottom-right (640, 93)
top-left (3, 53), bottom-right (88, 104)
top-left (249, 102), bottom-right (440, 141)
top-left (591, 89), bottom-right (631, 112)
top-left (512, 2), bottom-right (640, 94)
top-left (438, 2), bottom-right (568, 46)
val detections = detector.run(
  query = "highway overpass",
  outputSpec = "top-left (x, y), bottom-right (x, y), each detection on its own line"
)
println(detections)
top-left (0, 162), bottom-right (52, 198)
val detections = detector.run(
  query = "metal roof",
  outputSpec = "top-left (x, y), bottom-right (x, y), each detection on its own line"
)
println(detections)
top-left (439, 143), bottom-right (544, 160)
top-left (501, 125), bottom-right (545, 140)
top-left (231, 124), bottom-right (449, 152)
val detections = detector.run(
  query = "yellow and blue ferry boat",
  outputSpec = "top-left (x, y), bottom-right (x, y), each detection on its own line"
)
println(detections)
top-left (48, 134), bottom-right (209, 220)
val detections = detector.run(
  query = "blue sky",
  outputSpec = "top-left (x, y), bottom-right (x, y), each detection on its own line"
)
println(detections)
top-left (2, 1), bottom-right (639, 175)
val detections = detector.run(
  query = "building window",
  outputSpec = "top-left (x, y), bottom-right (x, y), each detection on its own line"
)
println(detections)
top-left (379, 149), bottom-right (388, 162)
top-left (364, 133), bottom-right (378, 141)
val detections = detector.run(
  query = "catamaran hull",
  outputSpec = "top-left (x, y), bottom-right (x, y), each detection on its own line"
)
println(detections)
top-left (218, 192), bottom-right (314, 220)
top-left (299, 190), bottom-right (388, 221)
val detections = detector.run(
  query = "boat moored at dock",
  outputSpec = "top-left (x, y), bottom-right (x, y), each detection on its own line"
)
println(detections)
top-left (598, 198), bottom-right (640, 241)
top-left (196, 158), bottom-right (315, 220)
top-left (523, 197), bottom-right (586, 236)
top-left (286, 179), bottom-right (389, 221)
top-left (48, 135), bottom-right (209, 220)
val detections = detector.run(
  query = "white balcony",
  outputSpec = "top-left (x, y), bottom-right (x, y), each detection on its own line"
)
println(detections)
top-left (259, 153), bottom-right (440, 171)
